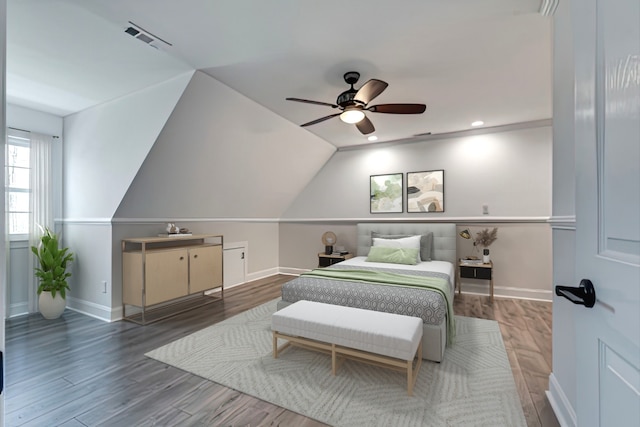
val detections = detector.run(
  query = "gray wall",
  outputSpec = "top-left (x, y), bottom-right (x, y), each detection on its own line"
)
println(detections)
top-left (280, 125), bottom-right (553, 300)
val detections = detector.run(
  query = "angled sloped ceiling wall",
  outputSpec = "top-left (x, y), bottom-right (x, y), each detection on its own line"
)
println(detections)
top-left (115, 70), bottom-right (335, 219)
top-left (64, 71), bottom-right (194, 220)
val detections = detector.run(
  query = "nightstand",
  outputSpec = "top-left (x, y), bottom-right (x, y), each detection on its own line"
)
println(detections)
top-left (318, 252), bottom-right (354, 267)
top-left (456, 260), bottom-right (493, 301)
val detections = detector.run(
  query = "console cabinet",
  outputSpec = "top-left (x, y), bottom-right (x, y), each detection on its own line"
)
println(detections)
top-left (122, 234), bottom-right (223, 324)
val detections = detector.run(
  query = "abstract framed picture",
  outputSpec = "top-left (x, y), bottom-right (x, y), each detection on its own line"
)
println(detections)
top-left (407, 170), bottom-right (444, 212)
top-left (370, 173), bottom-right (403, 213)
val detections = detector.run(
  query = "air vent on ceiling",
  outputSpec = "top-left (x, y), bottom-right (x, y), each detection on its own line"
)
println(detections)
top-left (124, 21), bottom-right (172, 50)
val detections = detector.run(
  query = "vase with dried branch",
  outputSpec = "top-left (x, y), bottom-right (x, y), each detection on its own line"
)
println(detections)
top-left (474, 228), bottom-right (498, 263)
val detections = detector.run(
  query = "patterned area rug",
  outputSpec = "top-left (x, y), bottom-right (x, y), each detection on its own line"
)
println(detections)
top-left (146, 300), bottom-right (526, 427)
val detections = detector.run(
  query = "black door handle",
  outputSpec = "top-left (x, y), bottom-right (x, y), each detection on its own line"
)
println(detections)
top-left (555, 279), bottom-right (596, 308)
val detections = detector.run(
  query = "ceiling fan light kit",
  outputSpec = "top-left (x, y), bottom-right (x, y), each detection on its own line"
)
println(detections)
top-left (340, 109), bottom-right (365, 124)
top-left (287, 71), bottom-right (426, 136)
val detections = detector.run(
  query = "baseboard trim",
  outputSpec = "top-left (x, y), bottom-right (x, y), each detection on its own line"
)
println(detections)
top-left (547, 373), bottom-right (577, 427)
top-left (66, 296), bottom-right (119, 322)
top-left (458, 283), bottom-right (552, 301)
top-left (8, 302), bottom-right (29, 318)
top-left (63, 269), bottom-right (551, 322)
top-left (278, 267), bottom-right (309, 276)
top-left (246, 267), bottom-right (280, 283)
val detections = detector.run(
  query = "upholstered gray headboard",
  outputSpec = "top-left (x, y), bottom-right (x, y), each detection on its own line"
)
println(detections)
top-left (356, 223), bottom-right (457, 265)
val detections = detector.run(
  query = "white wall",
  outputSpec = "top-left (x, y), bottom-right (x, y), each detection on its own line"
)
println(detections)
top-left (1, 1), bottom-right (6, 421)
top-left (7, 103), bottom-right (62, 136)
top-left (283, 125), bottom-right (551, 219)
top-left (115, 71), bottom-right (335, 219)
top-left (547, 0), bottom-right (578, 424)
top-left (63, 71), bottom-right (192, 220)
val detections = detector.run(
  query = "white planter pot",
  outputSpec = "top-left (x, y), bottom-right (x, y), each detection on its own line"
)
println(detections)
top-left (39, 291), bottom-right (67, 319)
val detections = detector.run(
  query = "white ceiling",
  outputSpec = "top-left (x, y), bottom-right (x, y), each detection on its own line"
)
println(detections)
top-left (7, 0), bottom-right (552, 148)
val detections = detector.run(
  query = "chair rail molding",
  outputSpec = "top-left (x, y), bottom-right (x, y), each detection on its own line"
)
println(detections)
top-left (548, 215), bottom-right (576, 230)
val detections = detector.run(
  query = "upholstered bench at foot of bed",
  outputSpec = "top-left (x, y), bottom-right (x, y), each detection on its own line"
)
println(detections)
top-left (271, 300), bottom-right (423, 396)
top-left (276, 298), bottom-right (446, 363)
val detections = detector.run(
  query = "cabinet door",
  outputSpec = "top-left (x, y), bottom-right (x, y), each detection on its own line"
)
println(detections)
top-left (459, 266), bottom-right (475, 279)
top-left (189, 245), bottom-right (222, 294)
top-left (476, 267), bottom-right (492, 280)
top-left (145, 249), bottom-right (189, 306)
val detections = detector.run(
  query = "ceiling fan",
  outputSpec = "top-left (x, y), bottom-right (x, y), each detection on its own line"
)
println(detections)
top-left (286, 71), bottom-right (426, 135)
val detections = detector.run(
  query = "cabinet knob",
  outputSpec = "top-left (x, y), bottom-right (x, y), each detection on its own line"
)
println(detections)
top-left (194, 254), bottom-right (198, 258)
top-left (179, 256), bottom-right (184, 260)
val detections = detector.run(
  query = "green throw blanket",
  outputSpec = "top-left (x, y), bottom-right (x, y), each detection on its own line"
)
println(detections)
top-left (301, 268), bottom-right (455, 344)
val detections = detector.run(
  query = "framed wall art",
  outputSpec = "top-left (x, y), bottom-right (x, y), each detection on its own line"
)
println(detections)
top-left (370, 173), bottom-right (403, 213)
top-left (407, 170), bottom-right (444, 212)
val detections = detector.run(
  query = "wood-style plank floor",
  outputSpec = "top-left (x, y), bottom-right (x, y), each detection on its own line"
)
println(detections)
top-left (5, 275), bottom-right (559, 426)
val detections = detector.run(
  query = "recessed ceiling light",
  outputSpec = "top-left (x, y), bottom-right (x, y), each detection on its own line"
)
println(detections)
top-left (368, 135), bottom-right (378, 142)
top-left (471, 121), bottom-right (484, 127)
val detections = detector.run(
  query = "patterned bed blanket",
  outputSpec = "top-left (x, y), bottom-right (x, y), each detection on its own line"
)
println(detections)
top-left (281, 264), bottom-right (455, 343)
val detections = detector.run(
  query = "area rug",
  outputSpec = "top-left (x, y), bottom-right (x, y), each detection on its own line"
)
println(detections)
top-left (146, 300), bottom-right (526, 426)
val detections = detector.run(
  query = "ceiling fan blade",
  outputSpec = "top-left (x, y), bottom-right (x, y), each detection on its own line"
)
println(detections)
top-left (355, 116), bottom-right (375, 135)
top-left (286, 97), bottom-right (338, 108)
top-left (367, 103), bottom-right (427, 114)
top-left (300, 113), bottom-right (341, 127)
top-left (353, 79), bottom-right (388, 105)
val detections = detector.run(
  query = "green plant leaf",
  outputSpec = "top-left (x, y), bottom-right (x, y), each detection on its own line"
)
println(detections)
top-left (31, 227), bottom-right (73, 296)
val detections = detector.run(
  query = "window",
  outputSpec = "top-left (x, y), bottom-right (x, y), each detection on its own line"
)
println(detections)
top-left (6, 131), bottom-right (31, 236)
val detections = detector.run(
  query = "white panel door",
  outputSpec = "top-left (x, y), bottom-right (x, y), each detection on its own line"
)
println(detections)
top-left (223, 246), bottom-right (245, 288)
top-left (572, 1), bottom-right (640, 426)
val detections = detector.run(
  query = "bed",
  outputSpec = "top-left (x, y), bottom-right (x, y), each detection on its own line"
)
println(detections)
top-left (276, 223), bottom-right (457, 362)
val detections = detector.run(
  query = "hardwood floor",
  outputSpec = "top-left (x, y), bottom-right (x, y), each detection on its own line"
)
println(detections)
top-left (5, 275), bottom-right (559, 426)
top-left (453, 293), bottom-right (560, 427)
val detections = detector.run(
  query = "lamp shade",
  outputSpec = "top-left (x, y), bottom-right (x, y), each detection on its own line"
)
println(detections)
top-left (459, 229), bottom-right (471, 239)
top-left (322, 231), bottom-right (337, 246)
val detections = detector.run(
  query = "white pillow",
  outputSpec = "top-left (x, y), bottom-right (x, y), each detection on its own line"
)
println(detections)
top-left (372, 235), bottom-right (422, 263)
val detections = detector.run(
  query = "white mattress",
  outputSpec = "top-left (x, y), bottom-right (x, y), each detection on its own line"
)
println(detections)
top-left (339, 256), bottom-right (455, 293)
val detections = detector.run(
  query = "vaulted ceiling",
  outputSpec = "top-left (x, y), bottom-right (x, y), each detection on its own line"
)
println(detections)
top-left (7, 0), bottom-right (552, 149)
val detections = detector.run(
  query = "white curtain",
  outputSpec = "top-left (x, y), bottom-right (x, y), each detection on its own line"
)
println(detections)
top-left (27, 133), bottom-right (54, 313)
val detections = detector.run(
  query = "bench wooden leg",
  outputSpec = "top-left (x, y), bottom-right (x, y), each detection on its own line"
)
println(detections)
top-left (273, 332), bottom-right (278, 358)
top-left (331, 344), bottom-right (337, 375)
top-left (407, 338), bottom-right (423, 396)
top-left (273, 331), bottom-right (292, 358)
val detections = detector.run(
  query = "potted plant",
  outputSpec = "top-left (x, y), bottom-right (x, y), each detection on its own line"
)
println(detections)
top-left (31, 227), bottom-right (74, 319)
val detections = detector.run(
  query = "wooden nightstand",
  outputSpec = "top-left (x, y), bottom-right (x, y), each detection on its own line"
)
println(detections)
top-left (318, 252), bottom-right (354, 267)
top-left (456, 260), bottom-right (493, 301)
